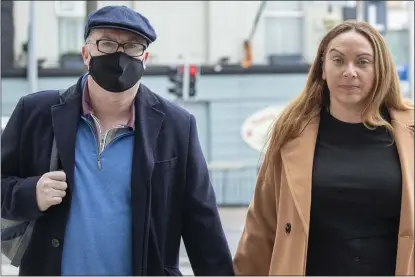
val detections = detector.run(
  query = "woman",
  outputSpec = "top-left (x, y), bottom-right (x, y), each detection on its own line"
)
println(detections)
top-left (233, 21), bottom-right (414, 276)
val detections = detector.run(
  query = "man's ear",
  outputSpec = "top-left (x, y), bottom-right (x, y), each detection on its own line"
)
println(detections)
top-left (82, 45), bottom-right (91, 70)
top-left (143, 52), bottom-right (149, 69)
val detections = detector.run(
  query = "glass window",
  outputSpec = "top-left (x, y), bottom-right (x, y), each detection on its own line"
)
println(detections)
top-left (263, 1), bottom-right (304, 57)
top-left (384, 29), bottom-right (409, 64)
top-left (264, 16), bottom-right (303, 55)
top-left (57, 17), bottom-right (84, 55)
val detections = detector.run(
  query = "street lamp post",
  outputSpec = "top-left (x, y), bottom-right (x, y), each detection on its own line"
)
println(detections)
top-left (356, 0), bottom-right (364, 22)
top-left (86, 1), bottom-right (98, 19)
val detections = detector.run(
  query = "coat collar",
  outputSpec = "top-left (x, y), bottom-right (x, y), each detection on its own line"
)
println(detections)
top-left (280, 107), bottom-right (414, 237)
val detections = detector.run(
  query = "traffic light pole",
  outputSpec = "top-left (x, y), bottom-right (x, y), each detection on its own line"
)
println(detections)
top-left (182, 62), bottom-right (190, 101)
top-left (28, 1), bottom-right (38, 93)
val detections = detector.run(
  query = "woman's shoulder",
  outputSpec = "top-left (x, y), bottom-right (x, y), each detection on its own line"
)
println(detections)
top-left (389, 103), bottom-right (414, 128)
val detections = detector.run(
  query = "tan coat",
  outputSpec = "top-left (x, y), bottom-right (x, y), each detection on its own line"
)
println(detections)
top-left (233, 108), bottom-right (414, 276)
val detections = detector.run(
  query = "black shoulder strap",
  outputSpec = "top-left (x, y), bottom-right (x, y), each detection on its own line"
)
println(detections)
top-left (50, 89), bottom-right (66, 171)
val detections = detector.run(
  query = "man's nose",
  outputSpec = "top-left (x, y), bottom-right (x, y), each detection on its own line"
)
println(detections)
top-left (116, 45), bottom-right (125, 53)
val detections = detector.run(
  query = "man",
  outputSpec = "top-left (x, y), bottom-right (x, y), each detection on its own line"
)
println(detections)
top-left (1, 5), bottom-right (234, 276)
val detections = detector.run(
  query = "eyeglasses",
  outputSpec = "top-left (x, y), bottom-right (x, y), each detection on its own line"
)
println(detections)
top-left (87, 39), bottom-right (147, 57)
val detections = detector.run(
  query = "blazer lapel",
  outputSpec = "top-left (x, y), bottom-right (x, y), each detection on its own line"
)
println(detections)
top-left (130, 85), bottom-right (165, 275)
top-left (280, 116), bottom-right (320, 234)
top-left (50, 82), bottom-right (82, 192)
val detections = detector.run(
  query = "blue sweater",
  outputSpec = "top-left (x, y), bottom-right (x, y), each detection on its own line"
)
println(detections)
top-left (61, 117), bottom-right (134, 275)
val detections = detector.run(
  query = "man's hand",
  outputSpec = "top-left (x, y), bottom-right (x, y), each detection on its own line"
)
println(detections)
top-left (36, 171), bottom-right (67, 212)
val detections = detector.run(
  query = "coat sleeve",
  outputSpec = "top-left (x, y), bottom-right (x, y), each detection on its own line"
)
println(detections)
top-left (181, 114), bottom-right (234, 276)
top-left (232, 153), bottom-right (280, 275)
top-left (1, 97), bottom-right (43, 221)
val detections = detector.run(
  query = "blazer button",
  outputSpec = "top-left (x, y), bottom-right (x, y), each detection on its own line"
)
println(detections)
top-left (285, 223), bottom-right (291, 234)
top-left (51, 238), bottom-right (60, 248)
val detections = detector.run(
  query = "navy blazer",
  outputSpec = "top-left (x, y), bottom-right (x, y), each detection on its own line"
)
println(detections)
top-left (1, 76), bottom-right (234, 276)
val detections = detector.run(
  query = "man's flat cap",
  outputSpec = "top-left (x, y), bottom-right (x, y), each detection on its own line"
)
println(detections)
top-left (84, 5), bottom-right (157, 44)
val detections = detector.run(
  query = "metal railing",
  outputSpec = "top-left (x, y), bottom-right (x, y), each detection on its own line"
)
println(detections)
top-left (208, 162), bottom-right (259, 206)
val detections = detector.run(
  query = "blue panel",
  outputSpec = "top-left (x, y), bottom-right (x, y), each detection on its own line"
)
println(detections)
top-left (174, 100), bottom-right (210, 161)
top-left (396, 64), bottom-right (408, 81)
top-left (209, 100), bottom-right (291, 164)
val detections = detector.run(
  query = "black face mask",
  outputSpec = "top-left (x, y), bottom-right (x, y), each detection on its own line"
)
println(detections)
top-left (88, 52), bottom-right (144, 93)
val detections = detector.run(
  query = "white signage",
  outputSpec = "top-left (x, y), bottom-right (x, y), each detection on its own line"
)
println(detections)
top-left (241, 105), bottom-right (286, 152)
top-left (55, 1), bottom-right (86, 18)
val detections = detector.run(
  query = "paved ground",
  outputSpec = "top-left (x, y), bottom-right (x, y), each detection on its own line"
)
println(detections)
top-left (2, 207), bottom-right (248, 276)
top-left (2, 254), bottom-right (17, 275)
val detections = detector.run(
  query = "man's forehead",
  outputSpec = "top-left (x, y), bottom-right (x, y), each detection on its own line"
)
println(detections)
top-left (90, 28), bottom-right (146, 43)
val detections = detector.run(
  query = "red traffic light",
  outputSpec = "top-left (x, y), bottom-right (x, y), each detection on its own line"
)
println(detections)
top-left (189, 65), bottom-right (197, 77)
top-left (176, 65), bottom-right (197, 76)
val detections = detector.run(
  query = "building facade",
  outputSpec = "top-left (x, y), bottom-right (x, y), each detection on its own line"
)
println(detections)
top-left (12, 1), bottom-right (411, 68)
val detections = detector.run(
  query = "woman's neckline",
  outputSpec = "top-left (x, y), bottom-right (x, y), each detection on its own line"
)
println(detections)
top-left (324, 107), bottom-right (364, 127)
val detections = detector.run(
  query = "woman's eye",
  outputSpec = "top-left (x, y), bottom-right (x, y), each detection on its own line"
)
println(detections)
top-left (358, 59), bottom-right (370, 64)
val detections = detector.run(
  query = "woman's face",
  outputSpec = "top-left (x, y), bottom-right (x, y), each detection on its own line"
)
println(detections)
top-left (322, 31), bottom-right (375, 109)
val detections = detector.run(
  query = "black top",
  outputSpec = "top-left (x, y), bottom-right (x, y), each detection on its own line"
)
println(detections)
top-left (306, 108), bottom-right (402, 276)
